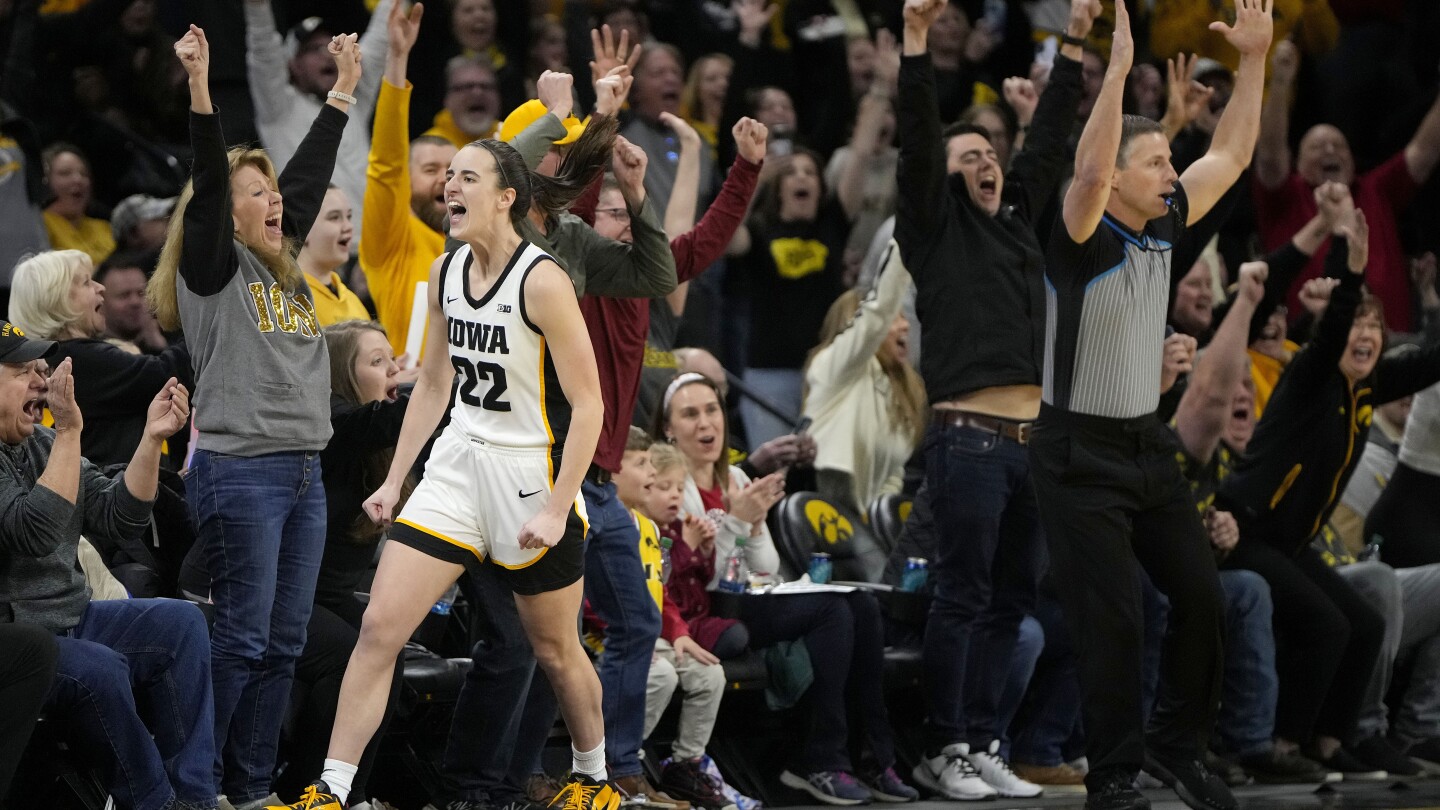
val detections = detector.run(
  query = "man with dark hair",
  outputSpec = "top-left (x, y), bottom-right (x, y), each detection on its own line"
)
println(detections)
top-left (1025, 0), bottom-right (1272, 807)
top-left (95, 249), bottom-right (166, 353)
top-left (896, 0), bottom-right (1097, 799)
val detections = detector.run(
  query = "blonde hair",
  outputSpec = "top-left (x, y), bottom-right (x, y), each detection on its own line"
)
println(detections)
top-left (148, 147), bottom-right (304, 331)
top-left (323, 319), bottom-right (416, 544)
top-left (9, 250), bottom-right (94, 340)
top-left (805, 289), bottom-right (928, 445)
top-left (679, 53), bottom-right (733, 124)
top-left (649, 441), bottom-right (684, 475)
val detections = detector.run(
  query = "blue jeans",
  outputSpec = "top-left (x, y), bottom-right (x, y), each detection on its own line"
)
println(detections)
top-left (442, 556), bottom-right (557, 802)
top-left (993, 615), bottom-right (1045, 760)
top-left (1216, 570), bottom-right (1278, 757)
top-left (923, 422), bottom-right (1045, 751)
top-left (738, 368), bottom-right (803, 452)
top-left (583, 479), bottom-right (661, 778)
top-left (1011, 592), bottom-right (1083, 766)
top-left (48, 599), bottom-right (216, 810)
top-left (187, 449), bottom-right (326, 802)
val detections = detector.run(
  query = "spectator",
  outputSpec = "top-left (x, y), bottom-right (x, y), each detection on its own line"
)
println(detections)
top-left (95, 249), bottom-right (168, 354)
top-left (1328, 388), bottom-right (1411, 551)
top-left (1216, 194), bottom-right (1440, 776)
top-left (147, 27), bottom-right (358, 809)
top-left (679, 53), bottom-right (733, 158)
top-left (1171, 254), bottom-right (1218, 338)
top-left (894, 0), bottom-right (1094, 798)
top-left (653, 372), bottom-right (917, 806)
top-left (624, 42), bottom-right (718, 216)
top-left (0, 624), bottom-right (58, 801)
top-left (0, 323), bottom-right (207, 810)
top-left (278, 117), bottom-right (619, 810)
top-left (728, 149), bottom-right (850, 450)
top-left (424, 55), bottom-right (504, 147)
top-left (525, 14), bottom-right (570, 100)
top-left (110, 193), bottom-right (175, 254)
top-left (9, 249), bottom-right (190, 468)
top-left (826, 30), bottom-right (899, 261)
top-left (1253, 39), bottom-right (1440, 333)
top-left (272, 319), bottom-right (410, 808)
top-left (297, 184), bottom-right (368, 327)
top-left (361, 1), bottom-right (454, 359)
top-left (802, 243), bottom-right (923, 515)
top-left (41, 142), bottom-right (115, 267)
top-left (611, 431), bottom-right (730, 810)
top-left (1025, 0), bottom-right (1271, 806)
top-left (243, 0), bottom-right (390, 250)
top-left (0, 102), bottom-right (52, 290)
top-left (957, 101), bottom-right (1019, 169)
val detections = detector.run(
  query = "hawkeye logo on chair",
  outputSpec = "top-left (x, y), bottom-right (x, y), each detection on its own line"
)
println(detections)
top-left (805, 500), bottom-right (853, 546)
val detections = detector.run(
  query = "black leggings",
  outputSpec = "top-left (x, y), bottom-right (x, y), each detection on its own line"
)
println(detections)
top-left (737, 591), bottom-right (893, 774)
top-left (1365, 462), bottom-right (1440, 569)
top-left (0, 624), bottom-right (57, 799)
top-left (1222, 541), bottom-right (1384, 744)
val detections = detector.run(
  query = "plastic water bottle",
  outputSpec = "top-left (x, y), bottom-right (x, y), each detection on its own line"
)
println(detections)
top-left (718, 536), bottom-right (749, 593)
top-left (659, 536), bottom-right (674, 584)
top-left (432, 583), bottom-right (459, 615)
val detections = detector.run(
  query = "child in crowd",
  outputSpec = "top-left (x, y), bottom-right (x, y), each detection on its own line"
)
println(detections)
top-left (611, 428), bottom-right (751, 810)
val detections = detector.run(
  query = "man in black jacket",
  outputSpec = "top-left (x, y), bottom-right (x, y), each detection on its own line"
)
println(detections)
top-left (896, 0), bottom-right (1096, 799)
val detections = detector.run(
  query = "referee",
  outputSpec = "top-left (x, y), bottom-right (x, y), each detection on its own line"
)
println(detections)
top-left (1027, 2), bottom-right (1273, 810)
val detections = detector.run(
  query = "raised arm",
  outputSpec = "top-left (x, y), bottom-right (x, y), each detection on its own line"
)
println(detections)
top-left (175, 25), bottom-right (242, 297)
top-left (242, 0), bottom-right (297, 126)
top-left (1176, 262), bottom-right (1266, 461)
top-left (662, 113), bottom-right (704, 238)
top-left (117, 378), bottom-right (188, 508)
top-left (1006, 0), bottom-right (1097, 218)
top-left (1253, 39), bottom-right (1296, 191)
top-left (0, 360), bottom-right (82, 557)
top-left (1179, 0), bottom-right (1274, 223)
top-left (514, 71), bottom-right (575, 169)
top-left (364, 255), bottom-right (457, 526)
top-left (518, 262), bottom-right (603, 550)
top-left (1062, 0), bottom-right (1132, 243)
top-left (804, 241), bottom-right (913, 399)
top-left (1404, 84), bottom-right (1440, 184)
top-left (277, 35), bottom-right (361, 241)
top-left (895, 0), bottom-right (953, 270)
top-left (361, 0), bottom-right (424, 269)
top-left (838, 30), bottom-right (898, 221)
top-left (580, 136), bottom-right (679, 298)
top-left (355, 0), bottom-right (394, 112)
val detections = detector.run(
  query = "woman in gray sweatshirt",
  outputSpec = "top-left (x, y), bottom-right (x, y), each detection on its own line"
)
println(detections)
top-left (145, 25), bottom-right (361, 810)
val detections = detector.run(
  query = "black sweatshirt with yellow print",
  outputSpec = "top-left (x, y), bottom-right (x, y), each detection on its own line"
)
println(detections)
top-left (1218, 237), bottom-right (1440, 556)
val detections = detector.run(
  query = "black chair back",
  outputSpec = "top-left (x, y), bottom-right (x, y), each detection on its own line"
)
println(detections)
top-left (771, 492), bottom-right (888, 583)
top-left (867, 493), bottom-right (912, 553)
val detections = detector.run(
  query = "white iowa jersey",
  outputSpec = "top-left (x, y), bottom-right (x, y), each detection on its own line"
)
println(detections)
top-left (440, 241), bottom-right (571, 450)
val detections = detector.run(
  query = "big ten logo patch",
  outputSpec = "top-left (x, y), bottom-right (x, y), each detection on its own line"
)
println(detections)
top-left (805, 500), bottom-right (853, 547)
top-left (247, 283), bottom-right (320, 337)
top-left (770, 238), bottom-right (829, 280)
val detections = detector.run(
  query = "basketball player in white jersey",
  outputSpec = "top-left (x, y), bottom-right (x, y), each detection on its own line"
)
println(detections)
top-left (270, 119), bottom-right (621, 810)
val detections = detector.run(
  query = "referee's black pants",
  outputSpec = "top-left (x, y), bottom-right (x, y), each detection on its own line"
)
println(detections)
top-left (1028, 405), bottom-right (1225, 786)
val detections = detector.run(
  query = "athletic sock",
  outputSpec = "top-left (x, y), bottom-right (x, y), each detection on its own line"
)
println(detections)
top-left (573, 739), bottom-right (608, 782)
top-left (320, 758), bottom-right (359, 804)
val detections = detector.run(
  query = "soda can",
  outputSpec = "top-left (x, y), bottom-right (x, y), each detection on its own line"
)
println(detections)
top-left (901, 557), bottom-right (929, 593)
top-left (809, 552), bottom-right (833, 585)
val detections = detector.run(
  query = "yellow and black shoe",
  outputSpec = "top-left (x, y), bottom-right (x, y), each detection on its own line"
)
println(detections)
top-left (264, 782), bottom-right (342, 810)
top-left (548, 776), bottom-right (623, 810)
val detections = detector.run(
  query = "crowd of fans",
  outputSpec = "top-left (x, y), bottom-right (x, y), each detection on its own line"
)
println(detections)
top-left (1, 0), bottom-right (1440, 809)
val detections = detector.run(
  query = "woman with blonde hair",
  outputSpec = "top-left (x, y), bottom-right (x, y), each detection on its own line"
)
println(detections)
top-left (148, 24), bottom-right (362, 809)
top-left (803, 241), bottom-right (923, 515)
top-left (679, 53), bottom-right (733, 157)
top-left (10, 249), bottom-right (191, 467)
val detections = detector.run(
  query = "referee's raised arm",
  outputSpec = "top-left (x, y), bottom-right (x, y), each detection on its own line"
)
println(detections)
top-left (1062, 0), bottom-right (1132, 245)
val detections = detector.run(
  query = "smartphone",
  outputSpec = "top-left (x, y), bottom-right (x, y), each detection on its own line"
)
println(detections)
top-left (793, 416), bottom-right (813, 436)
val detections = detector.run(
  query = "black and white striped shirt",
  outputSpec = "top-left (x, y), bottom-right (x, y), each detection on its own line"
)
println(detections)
top-left (1042, 185), bottom-right (1189, 419)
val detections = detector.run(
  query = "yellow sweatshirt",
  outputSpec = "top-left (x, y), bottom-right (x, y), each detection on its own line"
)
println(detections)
top-left (43, 211), bottom-right (114, 267)
top-left (307, 271), bottom-right (371, 327)
top-left (422, 108), bottom-right (496, 150)
top-left (361, 80), bottom-right (448, 356)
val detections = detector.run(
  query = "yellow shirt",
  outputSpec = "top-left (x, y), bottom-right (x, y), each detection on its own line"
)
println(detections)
top-left (42, 211), bottom-right (115, 266)
top-left (422, 108), bottom-right (497, 150)
top-left (634, 509), bottom-right (665, 611)
top-left (1249, 341), bottom-right (1299, 420)
top-left (361, 81), bottom-right (449, 356)
top-left (306, 271), bottom-right (370, 327)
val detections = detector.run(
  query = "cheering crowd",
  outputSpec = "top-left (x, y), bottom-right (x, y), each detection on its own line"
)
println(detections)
top-left (2, 0), bottom-right (1440, 809)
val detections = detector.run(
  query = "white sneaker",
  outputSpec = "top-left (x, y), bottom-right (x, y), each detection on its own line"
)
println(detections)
top-left (910, 743), bottom-right (998, 801)
top-left (964, 740), bottom-right (1042, 798)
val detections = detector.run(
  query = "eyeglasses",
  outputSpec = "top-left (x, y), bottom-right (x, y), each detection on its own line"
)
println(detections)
top-left (596, 207), bottom-right (630, 222)
top-left (449, 81), bottom-right (498, 94)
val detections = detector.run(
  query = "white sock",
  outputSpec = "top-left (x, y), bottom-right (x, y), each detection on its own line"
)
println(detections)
top-left (320, 758), bottom-right (359, 804)
top-left (573, 739), bottom-right (608, 782)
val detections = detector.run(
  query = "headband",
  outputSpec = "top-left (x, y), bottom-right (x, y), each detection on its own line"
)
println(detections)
top-left (662, 372), bottom-right (709, 417)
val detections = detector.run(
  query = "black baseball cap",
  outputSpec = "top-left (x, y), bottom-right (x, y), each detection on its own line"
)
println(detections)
top-left (0, 322), bottom-right (57, 364)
